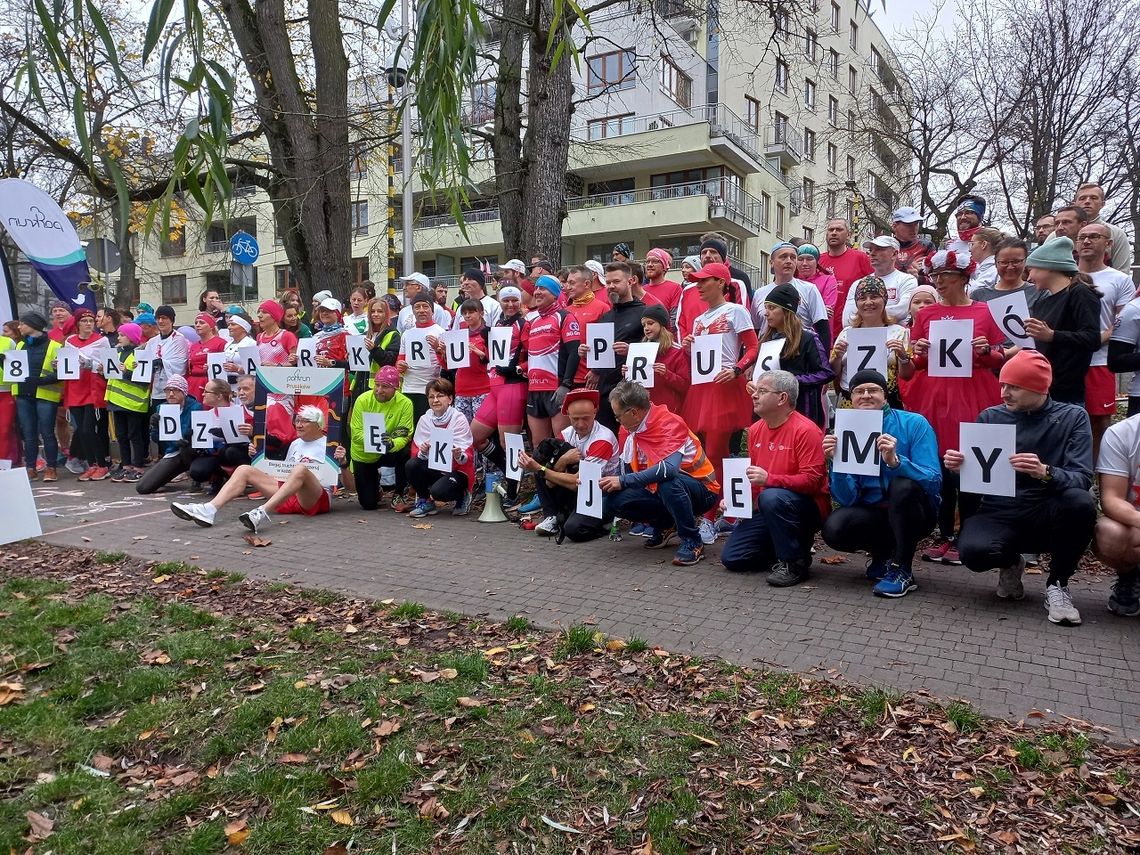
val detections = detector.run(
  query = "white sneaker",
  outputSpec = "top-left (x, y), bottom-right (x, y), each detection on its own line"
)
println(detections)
top-left (1045, 584), bottom-right (1082, 625)
top-left (698, 517), bottom-right (716, 545)
top-left (996, 556), bottom-right (1025, 600)
top-left (171, 501), bottom-right (216, 527)
top-left (535, 515), bottom-right (558, 536)
top-left (239, 506), bottom-right (270, 533)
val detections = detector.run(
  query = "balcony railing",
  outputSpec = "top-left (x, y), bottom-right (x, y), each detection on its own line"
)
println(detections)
top-left (765, 124), bottom-right (803, 160)
top-left (414, 207), bottom-right (502, 230)
top-left (571, 104), bottom-right (765, 164)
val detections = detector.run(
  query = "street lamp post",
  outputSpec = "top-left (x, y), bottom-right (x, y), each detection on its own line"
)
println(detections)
top-left (385, 64), bottom-right (407, 295)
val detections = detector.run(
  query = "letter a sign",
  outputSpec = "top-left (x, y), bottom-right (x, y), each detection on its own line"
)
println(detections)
top-left (928, 319), bottom-right (974, 378)
top-left (832, 408), bottom-right (883, 476)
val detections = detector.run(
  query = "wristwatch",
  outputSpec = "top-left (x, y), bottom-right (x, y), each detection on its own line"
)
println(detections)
top-left (732, 365), bottom-right (742, 377)
top-left (1041, 465), bottom-right (1054, 482)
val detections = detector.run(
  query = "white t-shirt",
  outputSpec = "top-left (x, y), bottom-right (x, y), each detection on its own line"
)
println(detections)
top-left (397, 303), bottom-right (452, 333)
top-left (451, 294), bottom-right (501, 330)
top-left (398, 323), bottom-right (445, 395)
top-left (1096, 416), bottom-right (1140, 504)
top-left (561, 421), bottom-right (619, 475)
top-left (1111, 296), bottom-right (1140, 396)
top-left (841, 269), bottom-right (918, 328)
top-left (967, 256), bottom-right (998, 297)
top-left (1089, 267), bottom-right (1136, 367)
top-left (345, 313), bottom-right (369, 335)
top-left (285, 436), bottom-right (334, 497)
top-left (692, 302), bottom-right (754, 365)
top-left (752, 279), bottom-right (828, 336)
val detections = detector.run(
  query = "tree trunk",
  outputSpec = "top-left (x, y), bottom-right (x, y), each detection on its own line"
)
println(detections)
top-left (493, 0), bottom-right (527, 259)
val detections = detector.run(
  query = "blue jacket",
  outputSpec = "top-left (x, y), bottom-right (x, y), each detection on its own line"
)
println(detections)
top-left (830, 406), bottom-right (942, 511)
top-left (151, 396), bottom-right (203, 456)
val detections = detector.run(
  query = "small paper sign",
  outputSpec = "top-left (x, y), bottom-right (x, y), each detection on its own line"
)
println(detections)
top-left (217, 404), bottom-right (246, 444)
top-left (428, 424), bottom-right (452, 472)
top-left (242, 348), bottom-right (261, 375)
top-left (56, 346), bottom-right (81, 380)
top-left (442, 328), bottom-right (469, 368)
top-left (346, 335), bottom-right (370, 371)
top-left (488, 327), bottom-right (513, 367)
top-left (722, 457), bottom-right (753, 519)
top-left (157, 403), bottom-right (182, 441)
top-left (984, 290), bottom-right (1034, 349)
top-left (403, 329), bottom-right (432, 367)
top-left (586, 322), bottom-right (615, 369)
top-left (752, 339), bottom-right (783, 381)
top-left (2, 349), bottom-right (28, 383)
top-left (928, 319), bottom-right (974, 378)
top-left (843, 326), bottom-right (889, 386)
top-left (296, 338), bottom-right (318, 368)
top-left (505, 432), bottom-right (525, 482)
top-left (832, 408), bottom-right (884, 476)
top-left (576, 459), bottom-right (603, 519)
top-left (190, 410), bottom-right (217, 449)
top-left (625, 342), bottom-right (658, 388)
top-left (133, 355), bottom-right (154, 385)
top-left (206, 352), bottom-right (227, 381)
top-left (363, 412), bottom-right (387, 453)
top-left (959, 422), bottom-right (1017, 497)
top-left (0, 468), bottom-right (42, 546)
top-left (690, 333), bottom-right (723, 385)
top-left (103, 351), bottom-right (123, 379)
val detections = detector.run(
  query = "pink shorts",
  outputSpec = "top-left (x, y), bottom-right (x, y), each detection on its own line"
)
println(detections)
top-left (1085, 366), bottom-right (1117, 415)
top-left (277, 490), bottom-right (331, 516)
top-left (475, 382), bottom-right (527, 428)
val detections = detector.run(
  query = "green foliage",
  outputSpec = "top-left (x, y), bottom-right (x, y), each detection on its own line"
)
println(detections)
top-left (558, 623), bottom-right (597, 656)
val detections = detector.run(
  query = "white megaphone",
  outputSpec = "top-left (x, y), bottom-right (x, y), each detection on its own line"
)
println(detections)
top-left (478, 472), bottom-right (509, 523)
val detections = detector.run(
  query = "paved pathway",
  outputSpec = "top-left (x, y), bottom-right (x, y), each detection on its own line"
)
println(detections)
top-left (21, 479), bottom-right (1140, 743)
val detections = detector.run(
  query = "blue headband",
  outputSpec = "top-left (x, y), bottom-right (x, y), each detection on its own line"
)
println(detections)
top-left (535, 275), bottom-right (562, 298)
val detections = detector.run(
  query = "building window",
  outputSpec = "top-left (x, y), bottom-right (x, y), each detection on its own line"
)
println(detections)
top-left (471, 79), bottom-right (496, 123)
top-left (587, 50), bottom-right (636, 93)
top-left (160, 274), bottom-right (186, 305)
top-left (831, 1), bottom-right (840, 30)
top-left (776, 10), bottom-right (789, 39)
top-left (586, 113), bottom-right (636, 140)
top-left (349, 144), bottom-right (368, 179)
top-left (828, 95), bottom-right (839, 127)
top-left (275, 265), bottom-right (300, 295)
top-left (761, 192), bottom-right (771, 230)
top-left (352, 257), bottom-right (370, 285)
top-left (803, 127), bottom-right (816, 160)
top-left (804, 29), bottom-right (817, 62)
top-left (746, 96), bottom-right (762, 132)
top-left (870, 47), bottom-right (883, 76)
top-left (660, 55), bottom-right (692, 108)
top-left (827, 142), bottom-right (838, 172)
top-left (848, 65), bottom-right (857, 92)
top-left (776, 203), bottom-right (786, 237)
top-left (205, 217), bottom-right (256, 254)
top-left (802, 177), bottom-right (815, 208)
top-left (847, 198), bottom-right (855, 222)
top-left (828, 49), bottom-right (839, 79)
top-left (774, 112), bottom-right (789, 143)
top-left (846, 155), bottom-right (856, 181)
top-left (351, 200), bottom-right (368, 236)
top-left (826, 190), bottom-right (837, 217)
top-left (586, 177), bottom-right (636, 205)
top-left (848, 109), bottom-right (856, 132)
top-left (803, 226), bottom-right (814, 242)
top-left (160, 232), bottom-right (185, 258)
top-left (804, 78), bottom-right (816, 110)
top-left (775, 60), bottom-right (789, 94)
top-left (849, 20), bottom-right (858, 49)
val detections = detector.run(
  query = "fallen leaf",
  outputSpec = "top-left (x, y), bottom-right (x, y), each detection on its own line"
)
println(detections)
top-left (279, 753), bottom-right (309, 764)
top-left (330, 809), bottom-right (354, 826)
top-left (994, 830), bottom-right (1019, 845)
top-left (438, 667), bottom-right (459, 679)
top-left (411, 523), bottom-right (433, 530)
top-left (151, 574), bottom-right (170, 584)
top-left (968, 786), bottom-right (985, 798)
top-left (1090, 792), bottom-right (1118, 806)
top-left (852, 755), bottom-right (877, 768)
top-left (322, 847), bottom-right (350, 855)
top-left (372, 719), bottom-right (401, 737)
top-left (820, 555), bottom-right (847, 565)
top-left (243, 535), bottom-right (272, 547)
top-left (224, 817), bottom-right (250, 846)
top-left (606, 639), bottom-right (627, 652)
top-left (140, 649), bottom-right (171, 666)
top-left (682, 732), bottom-right (719, 748)
top-left (419, 796), bottom-right (450, 820)
top-left (132, 535), bottom-right (148, 541)
top-left (456, 697), bottom-right (482, 707)
top-left (380, 598), bottom-right (395, 605)
top-left (0, 680), bottom-right (26, 706)
top-left (540, 815), bottom-right (582, 834)
top-left (26, 810), bottom-right (54, 841)
top-left (343, 624), bottom-right (358, 634)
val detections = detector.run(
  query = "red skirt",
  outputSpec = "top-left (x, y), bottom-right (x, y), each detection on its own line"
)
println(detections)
top-left (681, 373), bottom-right (752, 433)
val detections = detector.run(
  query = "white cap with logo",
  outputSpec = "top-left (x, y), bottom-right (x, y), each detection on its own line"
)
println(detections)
top-left (398, 272), bottom-right (431, 289)
top-left (865, 235), bottom-right (902, 251)
top-left (890, 206), bottom-right (922, 224)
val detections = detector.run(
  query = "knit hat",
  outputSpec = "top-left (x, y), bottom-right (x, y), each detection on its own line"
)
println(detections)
top-left (849, 369), bottom-right (888, 394)
top-left (956, 195), bottom-right (987, 221)
top-left (118, 322), bottom-right (143, 346)
top-left (646, 247), bottom-right (673, 268)
top-left (195, 312), bottom-right (218, 330)
top-left (532, 259), bottom-right (555, 274)
top-left (641, 303), bottom-right (671, 329)
top-left (135, 312), bottom-right (158, 327)
top-left (135, 302), bottom-right (155, 315)
top-left (224, 304), bottom-right (244, 317)
top-left (312, 290), bottom-right (333, 304)
top-left (764, 283), bottom-right (800, 313)
top-left (163, 374), bottom-right (189, 394)
top-left (534, 274), bottom-right (562, 298)
top-left (49, 299), bottom-right (70, 311)
top-left (1025, 237), bottom-right (1078, 274)
top-left (20, 310), bottom-right (47, 332)
top-left (375, 365), bottom-right (401, 388)
top-left (410, 292), bottom-right (434, 307)
top-left (908, 284), bottom-right (939, 310)
top-left (999, 350), bottom-right (1052, 395)
top-left (155, 305), bottom-right (176, 321)
top-left (796, 243), bottom-right (821, 260)
top-left (689, 261), bottom-right (732, 283)
top-left (853, 276), bottom-right (889, 300)
top-left (699, 237), bottom-right (728, 261)
top-left (561, 387), bottom-right (600, 415)
top-left (462, 268), bottom-right (486, 288)
top-left (682, 254), bottom-right (701, 270)
top-left (258, 299), bottom-right (284, 323)
top-left (73, 308), bottom-right (94, 321)
top-left (498, 286), bottom-right (522, 302)
top-left (613, 242), bottom-right (633, 259)
top-left (922, 249), bottom-right (975, 277)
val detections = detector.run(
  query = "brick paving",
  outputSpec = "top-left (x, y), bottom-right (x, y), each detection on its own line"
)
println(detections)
top-left (22, 479), bottom-right (1140, 743)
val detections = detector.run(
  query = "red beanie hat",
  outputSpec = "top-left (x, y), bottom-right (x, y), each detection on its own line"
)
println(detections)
top-left (999, 350), bottom-right (1052, 396)
top-left (258, 300), bottom-right (284, 324)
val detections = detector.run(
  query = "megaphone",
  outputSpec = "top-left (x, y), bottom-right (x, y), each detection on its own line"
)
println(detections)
top-left (479, 472), bottom-right (509, 523)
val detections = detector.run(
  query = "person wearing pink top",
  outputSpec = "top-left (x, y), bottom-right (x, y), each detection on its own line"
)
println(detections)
top-left (795, 244), bottom-right (839, 316)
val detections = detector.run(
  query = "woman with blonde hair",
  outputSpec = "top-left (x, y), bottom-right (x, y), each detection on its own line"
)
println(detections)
top-left (753, 283), bottom-right (833, 428)
top-left (830, 276), bottom-right (912, 409)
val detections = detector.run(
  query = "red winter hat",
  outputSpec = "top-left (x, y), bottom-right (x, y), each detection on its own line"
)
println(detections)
top-left (258, 300), bottom-right (284, 324)
top-left (999, 350), bottom-right (1052, 396)
top-left (561, 387), bottom-right (600, 415)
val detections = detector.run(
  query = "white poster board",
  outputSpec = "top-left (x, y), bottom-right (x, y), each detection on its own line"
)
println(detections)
top-left (0, 468), bottom-right (42, 545)
top-left (428, 424), bottom-right (453, 472)
top-left (346, 335), bottom-right (370, 371)
top-left (752, 339), bottom-right (783, 382)
top-left (157, 404), bottom-right (181, 441)
top-left (690, 333), bottom-right (723, 386)
top-left (55, 346), bottom-right (81, 380)
top-left (505, 432), bottom-right (525, 482)
top-left (189, 410), bottom-right (217, 449)
top-left (576, 459), bottom-right (604, 519)
top-left (843, 326), bottom-right (890, 386)
top-left (985, 291), bottom-right (1034, 349)
top-left (927, 319), bottom-right (974, 378)
top-left (488, 327), bottom-right (513, 367)
top-left (442, 328), bottom-right (469, 368)
top-left (585, 322), bottom-right (615, 370)
top-left (721, 457), bottom-right (753, 519)
top-left (625, 342), bottom-right (657, 388)
top-left (832, 408), bottom-right (883, 476)
top-left (959, 422), bottom-right (1017, 497)
top-left (362, 412), bottom-right (387, 453)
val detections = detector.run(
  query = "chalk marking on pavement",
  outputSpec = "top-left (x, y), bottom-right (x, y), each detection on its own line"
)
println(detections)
top-left (44, 508), bottom-right (173, 536)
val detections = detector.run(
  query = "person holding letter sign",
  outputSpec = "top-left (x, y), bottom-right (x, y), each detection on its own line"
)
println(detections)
top-left (63, 309), bottom-right (111, 481)
top-left (822, 370), bottom-right (942, 598)
top-left (396, 294), bottom-right (447, 424)
top-left (625, 304), bottom-right (689, 413)
top-left (135, 375), bottom-right (207, 495)
top-left (909, 249), bottom-right (1004, 565)
top-left (102, 323), bottom-right (150, 483)
top-left (186, 313), bottom-right (225, 401)
top-left (11, 312), bottom-right (63, 482)
top-left (754, 283), bottom-right (833, 428)
top-left (406, 379), bottom-right (476, 518)
top-left (720, 371), bottom-right (830, 586)
top-left (680, 262), bottom-right (758, 486)
top-left (583, 262), bottom-right (648, 430)
top-left (947, 351), bottom-right (1095, 626)
top-left (603, 382), bottom-right (721, 567)
top-left (171, 404), bottom-right (340, 532)
top-left (520, 276), bottom-right (582, 446)
top-left (831, 276), bottom-right (911, 408)
top-left (349, 366), bottom-right (414, 511)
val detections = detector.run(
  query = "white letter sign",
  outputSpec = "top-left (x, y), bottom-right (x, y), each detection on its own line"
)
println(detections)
top-left (832, 408), bottom-right (883, 476)
top-left (586, 322), bottom-right (615, 369)
top-left (505, 432), bottom-right (525, 481)
top-left (132, 355), bottom-right (154, 385)
top-left (363, 412), bottom-right (387, 453)
top-left (404, 329), bottom-right (432, 367)
top-left (2, 349), bottom-right (28, 383)
top-left (576, 459), bottom-right (603, 519)
top-left (843, 326), bottom-right (889, 386)
top-left (346, 335), bottom-right (370, 371)
top-left (428, 424), bottom-right (452, 472)
top-left (56, 346), bottom-right (81, 380)
top-left (959, 422), bottom-right (1016, 497)
top-left (206, 352), bottom-right (227, 381)
top-left (722, 457), bottom-right (753, 519)
top-left (190, 410), bottom-right (216, 449)
top-left (752, 339), bottom-right (783, 382)
top-left (158, 403), bottom-right (181, 441)
top-left (928, 319), bottom-right (974, 378)
top-left (690, 333), bottom-right (723, 385)
top-left (488, 327), bottom-right (512, 367)
top-left (984, 291), bottom-right (1034, 350)
top-left (442, 328), bottom-right (469, 368)
top-left (296, 338), bottom-right (317, 368)
top-left (625, 342), bottom-right (657, 388)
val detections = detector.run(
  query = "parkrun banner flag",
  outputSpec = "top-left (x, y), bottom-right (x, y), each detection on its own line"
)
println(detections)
top-left (0, 178), bottom-right (96, 312)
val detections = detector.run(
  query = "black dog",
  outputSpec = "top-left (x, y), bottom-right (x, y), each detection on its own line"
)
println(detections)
top-left (530, 437), bottom-right (577, 543)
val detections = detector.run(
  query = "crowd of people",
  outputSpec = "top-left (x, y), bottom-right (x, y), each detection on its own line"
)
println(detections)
top-left (2, 181), bottom-right (1138, 630)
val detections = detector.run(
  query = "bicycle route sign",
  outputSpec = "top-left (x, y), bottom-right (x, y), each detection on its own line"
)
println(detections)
top-left (230, 231), bottom-right (260, 265)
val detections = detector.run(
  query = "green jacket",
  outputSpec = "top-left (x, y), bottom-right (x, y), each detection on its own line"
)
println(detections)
top-left (350, 389), bottom-right (414, 466)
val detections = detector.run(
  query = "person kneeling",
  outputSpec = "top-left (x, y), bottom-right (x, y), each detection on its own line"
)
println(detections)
top-left (600, 381), bottom-right (720, 566)
top-left (1094, 413), bottom-right (1140, 618)
top-left (350, 366), bottom-right (414, 510)
top-left (405, 378), bottom-right (475, 517)
top-left (822, 370), bottom-right (942, 598)
top-left (721, 370), bottom-right (829, 586)
top-left (518, 388), bottom-right (617, 542)
top-left (170, 405), bottom-right (338, 532)
top-left (947, 351), bottom-right (1095, 626)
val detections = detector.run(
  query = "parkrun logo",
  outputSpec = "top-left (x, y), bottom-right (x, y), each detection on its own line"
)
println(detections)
top-left (7, 206), bottom-right (66, 233)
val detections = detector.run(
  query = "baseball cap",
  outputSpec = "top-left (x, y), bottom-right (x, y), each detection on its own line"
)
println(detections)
top-left (312, 290), bottom-right (333, 303)
top-left (318, 297), bottom-right (343, 312)
top-left (688, 262), bottom-right (732, 282)
top-left (865, 235), bottom-right (902, 250)
top-left (399, 272), bottom-right (431, 289)
top-left (500, 259), bottom-right (526, 274)
top-left (583, 259), bottom-right (605, 279)
top-left (891, 207), bottom-right (922, 224)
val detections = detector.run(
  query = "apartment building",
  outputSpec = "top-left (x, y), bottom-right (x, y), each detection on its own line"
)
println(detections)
top-left (126, 0), bottom-right (909, 311)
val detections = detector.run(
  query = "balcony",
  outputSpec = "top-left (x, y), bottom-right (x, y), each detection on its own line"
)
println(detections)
top-left (567, 179), bottom-right (763, 238)
top-left (765, 125), bottom-right (802, 167)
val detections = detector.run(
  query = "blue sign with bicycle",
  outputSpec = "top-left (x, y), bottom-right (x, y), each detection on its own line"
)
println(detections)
top-left (230, 231), bottom-right (260, 264)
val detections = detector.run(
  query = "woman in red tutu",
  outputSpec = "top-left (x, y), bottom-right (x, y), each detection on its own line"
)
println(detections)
top-left (680, 262), bottom-right (757, 482)
top-left (908, 250), bottom-right (1005, 565)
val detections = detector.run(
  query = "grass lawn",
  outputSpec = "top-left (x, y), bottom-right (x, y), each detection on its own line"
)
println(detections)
top-left (1, 542), bottom-right (1137, 853)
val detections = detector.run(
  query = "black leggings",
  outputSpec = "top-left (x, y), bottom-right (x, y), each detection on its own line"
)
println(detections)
top-left (821, 477), bottom-right (937, 566)
top-left (406, 456), bottom-right (468, 502)
top-left (135, 447), bottom-right (206, 494)
top-left (353, 448), bottom-right (411, 510)
top-left (70, 405), bottom-right (110, 467)
top-left (112, 410), bottom-right (148, 467)
top-left (187, 445), bottom-right (252, 485)
top-left (938, 464), bottom-right (980, 540)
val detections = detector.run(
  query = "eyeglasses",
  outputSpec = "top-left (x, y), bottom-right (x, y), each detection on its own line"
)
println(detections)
top-left (753, 388), bottom-right (779, 396)
top-left (1076, 234), bottom-right (1107, 242)
top-left (852, 386), bottom-right (883, 396)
